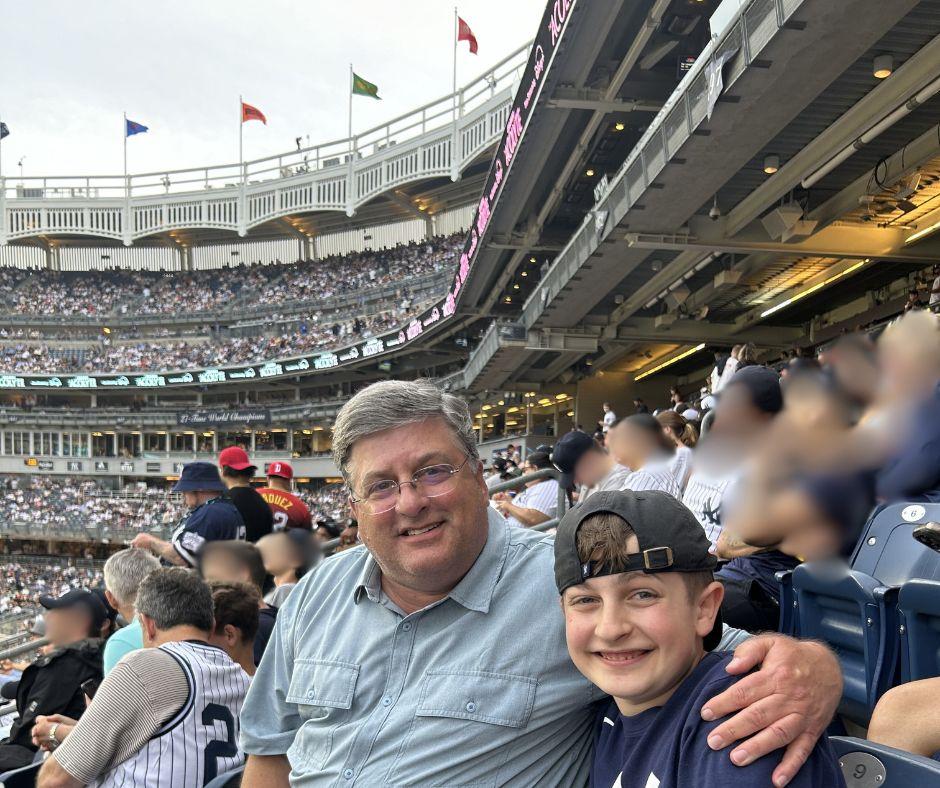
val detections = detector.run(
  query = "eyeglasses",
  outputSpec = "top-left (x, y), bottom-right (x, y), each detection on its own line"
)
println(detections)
top-left (350, 456), bottom-right (472, 514)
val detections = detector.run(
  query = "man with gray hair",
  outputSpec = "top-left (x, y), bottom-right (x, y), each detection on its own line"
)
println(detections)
top-left (240, 380), bottom-right (843, 788)
top-left (37, 568), bottom-right (250, 788)
top-left (102, 548), bottom-right (160, 674)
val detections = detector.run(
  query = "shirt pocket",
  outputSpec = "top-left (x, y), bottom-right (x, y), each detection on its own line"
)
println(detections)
top-left (388, 669), bottom-right (537, 787)
top-left (285, 658), bottom-right (359, 771)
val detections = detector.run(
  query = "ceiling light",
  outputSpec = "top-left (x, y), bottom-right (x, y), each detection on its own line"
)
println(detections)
top-left (763, 154), bottom-right (780, 174)
top-left (759, 259), bottom-right (870, 318)
top-left (614, 122), bottom-right (625, 131)
top-left (513, 283), bottom-right (520, 290)
top-left (905, 216), bottom-right (940, 245)
top-left (482, 404), bottom-right (492, 410)
top-left (635, 344), bottom-right (707, 381)
top-left (521, 271), bottom-right (528, 277)
top-left (873, 54), bottom-right (893, 79)
top-left (585, 169), bottom-right (595, 177)
top-left (497, 400), bottom-right (505, 406)
top-left (504, 296), bottom-right (512, 303)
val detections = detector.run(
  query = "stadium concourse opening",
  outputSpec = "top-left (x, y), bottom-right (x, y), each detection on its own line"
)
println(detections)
top-left (1, 0), bottom-right (940, 786)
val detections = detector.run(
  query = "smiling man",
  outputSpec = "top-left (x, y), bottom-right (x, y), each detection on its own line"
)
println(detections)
top-left (240, 380), bottom-right (843, 788)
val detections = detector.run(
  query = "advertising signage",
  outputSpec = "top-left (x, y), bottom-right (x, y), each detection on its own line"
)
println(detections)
top-left (0, 4), bottom-right (578, 393)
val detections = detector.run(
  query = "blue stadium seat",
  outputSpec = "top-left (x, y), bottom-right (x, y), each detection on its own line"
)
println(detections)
top-left (204, 764), bottom-right (244, 788)
top-left (775, 569), bottom-right (796, 635)
top-left (830, 736), bottom-right (940, 787)
top-left (898, 579), bottom-right (940, 683)
top-left (790, 563), bottom-right (899, 725)
top-left (851, 502), bottom-right (940, 585)
top-left (0, 759), bottom-right (41, 788)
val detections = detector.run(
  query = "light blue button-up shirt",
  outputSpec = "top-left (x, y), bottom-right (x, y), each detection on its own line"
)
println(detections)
top-left (240, 508), bottom-right (603, 786)
top-left (240, 508), bottom-right (750, 786)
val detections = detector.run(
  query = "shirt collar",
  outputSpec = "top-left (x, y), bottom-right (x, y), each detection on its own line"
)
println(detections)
top-left (353, 508), bottom-right (509, 614)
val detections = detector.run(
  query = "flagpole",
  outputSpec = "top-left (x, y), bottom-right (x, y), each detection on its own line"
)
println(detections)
top-left (348, 64), bottom-right (353, 142)
top-left (453, 7), bottom-right (458, 122)
top-left (0, 113), bottom-right (4, 180)
top-left (123, 112), bottom-right (128, 200)
top-left (238, 95), bottom-right (244, 183)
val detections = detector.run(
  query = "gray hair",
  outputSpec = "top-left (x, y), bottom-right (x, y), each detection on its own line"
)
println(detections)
top-left (135, 567), bottom-right (214, 633)
top-left (103, 548), bottom-right (160, 608)
top-left (332, 379), bottom-right (479, 483)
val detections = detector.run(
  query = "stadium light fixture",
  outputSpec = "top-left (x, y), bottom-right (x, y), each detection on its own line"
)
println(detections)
top-left (634, 343), bottom-right (707, 381)
top-left (904, 212), bottom-right (940, 245)
top-left (873, 54), bottom-right (893, 79)
top-left (614, 122), bottom-right (625, 131)
top-left (763, 154), bottom-right (780, 174)
top-left (759, 259), bottom-right (870, 318)
top-left (482, 404), bottom-right (492, 410)
top-left (505, 296), bottom-right (512, 303)
top-left (529, 257), bottom-right (537, 263)
top-left (521, 271), bottom-right (528, 277)
top-left (513, 283), bottom-right (520, 290)
top-left (585, 168), bottom-right (595, 177)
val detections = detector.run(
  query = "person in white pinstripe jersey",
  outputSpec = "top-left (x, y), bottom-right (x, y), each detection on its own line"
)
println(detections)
top-left (37, 568), bottom-right (250, 788)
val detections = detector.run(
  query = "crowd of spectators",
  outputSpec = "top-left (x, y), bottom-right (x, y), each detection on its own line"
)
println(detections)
top-left (0, 560), bottom-right (102, 616)
top-left (0, 298), bottom-right (431, 374)
top-left (0, 233), bottom-right (460, 320)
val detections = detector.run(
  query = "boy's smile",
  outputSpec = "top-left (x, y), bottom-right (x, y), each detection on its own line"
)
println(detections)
top-left (562, 538), bottom-right (723, 717)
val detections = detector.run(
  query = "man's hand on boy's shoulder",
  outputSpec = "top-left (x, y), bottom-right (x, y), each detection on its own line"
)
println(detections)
top-left (699, 635), bottom-right (841, 788)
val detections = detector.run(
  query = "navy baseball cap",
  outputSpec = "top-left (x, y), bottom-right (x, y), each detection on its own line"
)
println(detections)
top-left (726, 366), bottom-right (783, 415)
top-left (554, 490), bottom-right (722, 651)
top-left (173, 461), bottom-right (226, 493)
top-left (551, 430), bottom-right (597, 475)
top-left (39, 589), bottom-right (109, 632)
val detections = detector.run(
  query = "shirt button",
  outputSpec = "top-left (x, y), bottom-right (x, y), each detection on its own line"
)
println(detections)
top-left (465, 701), bottom-right (477, 713)
top-left (402, 622), bottom-right (413, 631)
top-left (343, 768), bottom-right (354, 780)
top-left (382, 696), bottom-right (392, 706)
top-left (306, 690), bottom-right (315, 699)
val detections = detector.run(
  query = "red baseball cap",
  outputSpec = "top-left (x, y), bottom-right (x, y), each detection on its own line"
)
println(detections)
top-left (267, 461), bottom-right (293, 480)
top-left (218, 445), bottom-right (255, 472)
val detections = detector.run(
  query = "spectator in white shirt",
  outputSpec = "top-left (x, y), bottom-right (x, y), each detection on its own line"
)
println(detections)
top-left (492, 452), bottom-right (560, 528)
top-left (601, 402), bottom-right (617, 433)
top-left (656, 410), bottom-right (698, 492)
top-left (606, 415), bottom-right (681, 498)
top-left (714, 345), bottom-right (741, 393)
top-left (551, 430), bottom-right (631, 501)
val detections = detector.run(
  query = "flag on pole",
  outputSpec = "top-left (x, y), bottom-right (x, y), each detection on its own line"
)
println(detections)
top-left (352, 73), bottom-right (381, 100)
top-left (125, 119), bottom-right (148, 137)
top-left (0, 122), bottom-right (9, 140)
top-left (457, 17), bottom-right (478, 54)
top-left (241, 101), bottom-right (267, 124)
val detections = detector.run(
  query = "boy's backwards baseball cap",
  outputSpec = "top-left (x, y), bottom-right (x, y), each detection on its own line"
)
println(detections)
top-left (554, 490), bottom-right (723, 651)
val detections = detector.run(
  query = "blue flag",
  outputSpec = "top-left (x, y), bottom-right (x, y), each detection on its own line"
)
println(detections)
top-left (0, 122), bottom-right (8, 140)
top-left (125, 119), bottom-right (148, 137)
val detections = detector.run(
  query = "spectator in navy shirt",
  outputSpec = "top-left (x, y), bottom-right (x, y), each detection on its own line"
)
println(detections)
top-left (554, 491), bottom-right (845, 788)
top-left (132, 461), bottom-right (245, 566)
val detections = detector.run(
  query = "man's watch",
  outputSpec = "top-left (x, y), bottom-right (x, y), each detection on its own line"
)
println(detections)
top-left (48, 722), bottom-right (60, 747)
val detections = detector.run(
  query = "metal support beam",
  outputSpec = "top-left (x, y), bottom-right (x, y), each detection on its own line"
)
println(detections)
top-left (614, 318), bottom-right (802, 347)
top-left (547, 87), bottom-right (662, 113)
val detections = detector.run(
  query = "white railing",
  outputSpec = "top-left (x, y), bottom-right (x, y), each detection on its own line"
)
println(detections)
top-left (0, 43), bottom-right (529, 245)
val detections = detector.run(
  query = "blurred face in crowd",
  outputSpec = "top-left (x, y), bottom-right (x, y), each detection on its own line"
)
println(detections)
top-left (257, 532), bottom-right (298, 577)
top-left (182, 490), bottom-right (215, 509)
top-left (347, 417), bottom-right (489, 601)
top-left (562, 534), bottom-right (724, 715)
top-left (828, 341), bottom-right (879, 408)
top-left (44, 606), bottom-right (94, 647)
top-left (711, 383), bottom-right (771, 439)
top-left (878, 311), bottom-right (940, 401)
top-left (573, 449), bottom-right (611, 487)
top-left (200, 551), bottom-right (251, 585)
top-left (606, 420), bottom-right (654, 470)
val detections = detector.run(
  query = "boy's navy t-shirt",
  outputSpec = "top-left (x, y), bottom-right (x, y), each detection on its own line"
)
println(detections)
top-left (591, 651), bottom-right (846, 788)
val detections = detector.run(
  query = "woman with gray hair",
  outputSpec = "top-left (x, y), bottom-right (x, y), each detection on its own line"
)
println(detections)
top-left (101, 548), bottom-right (160, 675)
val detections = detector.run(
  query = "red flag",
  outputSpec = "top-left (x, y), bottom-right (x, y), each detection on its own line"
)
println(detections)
top-left (457, 17), bottom-right (478, 54)
top-left (241, 101), bottom-right (267, 124)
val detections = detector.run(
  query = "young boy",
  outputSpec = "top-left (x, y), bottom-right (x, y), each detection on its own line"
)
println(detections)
top-left (554, 490), bottom-right (846, 788)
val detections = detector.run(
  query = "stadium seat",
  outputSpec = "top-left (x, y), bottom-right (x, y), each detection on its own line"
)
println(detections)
top-left (897, 579), bottom-right (940, 683)
top-left (0, 759), bottom-right (41, 788)
top-left (790, 563), bottom-right (899, 725)
top-left (204, 765), bottom-right (244, 788)
top-left (830, 736), bottom-right (940, 786)
top-left (850, 502), bottom-right (940, 586)
top-left (775, 569), bottom-right (796, 635)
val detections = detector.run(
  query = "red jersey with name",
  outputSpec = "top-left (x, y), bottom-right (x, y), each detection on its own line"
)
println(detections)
top-left (256, 487), bottom-right (313, 531)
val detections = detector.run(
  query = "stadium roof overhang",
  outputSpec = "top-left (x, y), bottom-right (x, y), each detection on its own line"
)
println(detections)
top-left (450, 0), bottom-right (940, 394)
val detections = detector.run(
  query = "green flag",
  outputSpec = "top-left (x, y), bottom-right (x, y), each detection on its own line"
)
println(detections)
top-left (352, 72), bottom-right (381, 100)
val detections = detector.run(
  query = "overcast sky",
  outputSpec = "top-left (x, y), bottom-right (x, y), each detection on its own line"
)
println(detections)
top-left (0, 0), bottom-right (545, 178)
